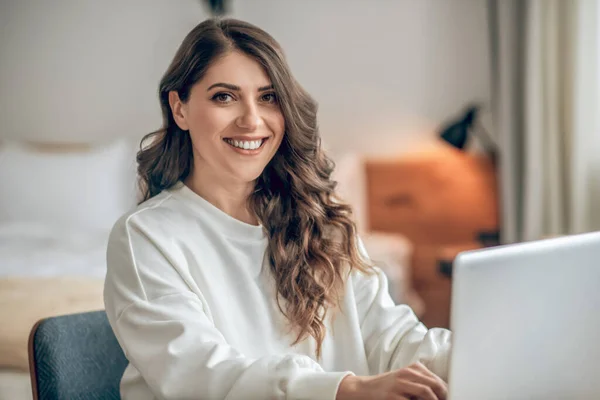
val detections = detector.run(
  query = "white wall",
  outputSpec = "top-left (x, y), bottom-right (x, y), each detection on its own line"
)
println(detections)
top-left (0, 0), bottom-right (491, 157)
top-left (232, 0), bottom-right (491, 156)
top-left (0, 0), bottom-right (208, 144)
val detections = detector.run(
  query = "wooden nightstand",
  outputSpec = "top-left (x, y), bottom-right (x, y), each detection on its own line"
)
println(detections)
top-left (365, 147), bottom-right (499, 328)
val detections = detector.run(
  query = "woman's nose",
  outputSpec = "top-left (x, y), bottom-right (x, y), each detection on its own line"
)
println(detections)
top-left (235, 105), bottom-right (261, 131)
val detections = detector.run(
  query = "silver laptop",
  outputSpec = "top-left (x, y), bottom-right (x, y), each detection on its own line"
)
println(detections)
top-left (448, 231), bottom-right (600, 400)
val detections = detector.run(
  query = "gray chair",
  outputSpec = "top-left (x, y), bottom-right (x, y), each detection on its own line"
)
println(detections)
top-left (28, 310), bottom-right (128, 400)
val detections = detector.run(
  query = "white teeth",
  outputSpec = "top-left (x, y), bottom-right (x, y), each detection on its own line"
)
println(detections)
top-left (225, 139), bottom-right (264, 150)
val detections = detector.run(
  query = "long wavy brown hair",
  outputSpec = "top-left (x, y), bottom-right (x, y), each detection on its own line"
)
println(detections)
top-left (137, 18), bottom-right (372, 358)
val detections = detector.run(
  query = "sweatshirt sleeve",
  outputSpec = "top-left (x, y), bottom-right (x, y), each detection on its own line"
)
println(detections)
top-left (352, 240), bottom-right (452, 380)
top-left (103, 215), bottom-right (351, 400)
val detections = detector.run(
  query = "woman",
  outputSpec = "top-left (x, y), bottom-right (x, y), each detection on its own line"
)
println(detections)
top-left (104, 18), bottom-right (451, 400)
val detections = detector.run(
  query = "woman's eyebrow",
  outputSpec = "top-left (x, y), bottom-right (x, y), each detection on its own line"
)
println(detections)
top-left (207, 82), bottom-right (240, 91)
top-left (206, 83), bottom-right (274, 92)
top-left (258, 84), bottom-right (274, 92)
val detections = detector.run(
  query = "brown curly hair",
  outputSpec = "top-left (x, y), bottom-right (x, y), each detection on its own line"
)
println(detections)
top-left (137, 18), bottom-right (372, 358)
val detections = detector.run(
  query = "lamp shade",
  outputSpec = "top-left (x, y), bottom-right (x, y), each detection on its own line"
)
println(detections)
top-left (439, 106), bottom-right (479, 149)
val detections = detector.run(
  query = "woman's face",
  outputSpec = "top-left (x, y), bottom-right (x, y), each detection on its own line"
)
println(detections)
top-left (169, 51), bottom-right (285, 186)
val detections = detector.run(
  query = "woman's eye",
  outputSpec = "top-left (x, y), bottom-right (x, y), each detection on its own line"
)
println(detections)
top-left (261, 93), bottom-right (277, 104)
top-left (212, 93), bottom-right (234, 103)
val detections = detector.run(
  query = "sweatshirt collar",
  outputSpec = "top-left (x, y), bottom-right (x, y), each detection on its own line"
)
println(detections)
top-left (170, 181), bottom-right (266, 242)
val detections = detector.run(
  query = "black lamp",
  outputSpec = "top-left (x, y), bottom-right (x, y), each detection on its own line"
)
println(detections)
top-left (439, 104), bottom-right (497, 161)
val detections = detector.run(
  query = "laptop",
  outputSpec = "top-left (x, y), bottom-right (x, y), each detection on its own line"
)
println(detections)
top-left (448, 231), bottom-right (600, 400)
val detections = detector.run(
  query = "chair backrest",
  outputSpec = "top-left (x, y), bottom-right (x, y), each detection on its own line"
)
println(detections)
top-left (28, 310), bottom-right (128, 400)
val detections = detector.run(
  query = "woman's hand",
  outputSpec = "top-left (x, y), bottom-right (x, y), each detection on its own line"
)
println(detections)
top-left (336, 362), bottom-right (448, 400)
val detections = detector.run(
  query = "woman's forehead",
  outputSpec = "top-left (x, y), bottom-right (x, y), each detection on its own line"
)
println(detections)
top-left (199, 51), bottom-right (272, 90)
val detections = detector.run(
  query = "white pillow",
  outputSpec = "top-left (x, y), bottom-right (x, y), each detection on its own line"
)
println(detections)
top-left (0, 139), bottom-right (138, 232)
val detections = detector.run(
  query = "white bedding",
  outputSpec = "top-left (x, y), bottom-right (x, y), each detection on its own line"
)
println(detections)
top-left (0, 222), bottom-right (108, 278)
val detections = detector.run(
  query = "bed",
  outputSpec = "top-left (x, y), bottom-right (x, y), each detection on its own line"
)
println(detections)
top-left (0, 139), bottom-right (137, 399)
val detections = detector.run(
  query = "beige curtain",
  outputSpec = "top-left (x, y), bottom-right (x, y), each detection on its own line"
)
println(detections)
top-left (488, 0), bottom-right (599, 243)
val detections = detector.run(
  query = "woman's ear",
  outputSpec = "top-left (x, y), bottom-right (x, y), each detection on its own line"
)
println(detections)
top-left (168, 91), bottom-right (190, 131)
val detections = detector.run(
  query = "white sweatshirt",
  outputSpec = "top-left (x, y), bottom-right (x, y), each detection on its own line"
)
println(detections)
top-left (104, 182), bottom-right (452, 400)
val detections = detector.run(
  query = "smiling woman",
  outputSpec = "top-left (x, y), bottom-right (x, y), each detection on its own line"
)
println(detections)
top-left (103, 18), bottom-right (451, 400)
top-left (168, 51), bottom-right (285, 205)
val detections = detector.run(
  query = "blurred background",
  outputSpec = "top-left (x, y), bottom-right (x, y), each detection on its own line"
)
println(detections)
top-left (0, 0), bottom-right (598, 398)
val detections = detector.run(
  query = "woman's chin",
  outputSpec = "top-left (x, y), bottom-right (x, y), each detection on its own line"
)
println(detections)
top-left (229, 166), bottom-right (267, 185)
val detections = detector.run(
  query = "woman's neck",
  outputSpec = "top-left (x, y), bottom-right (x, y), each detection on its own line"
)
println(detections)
top-left (184, 169), bottom-right (258, 226)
